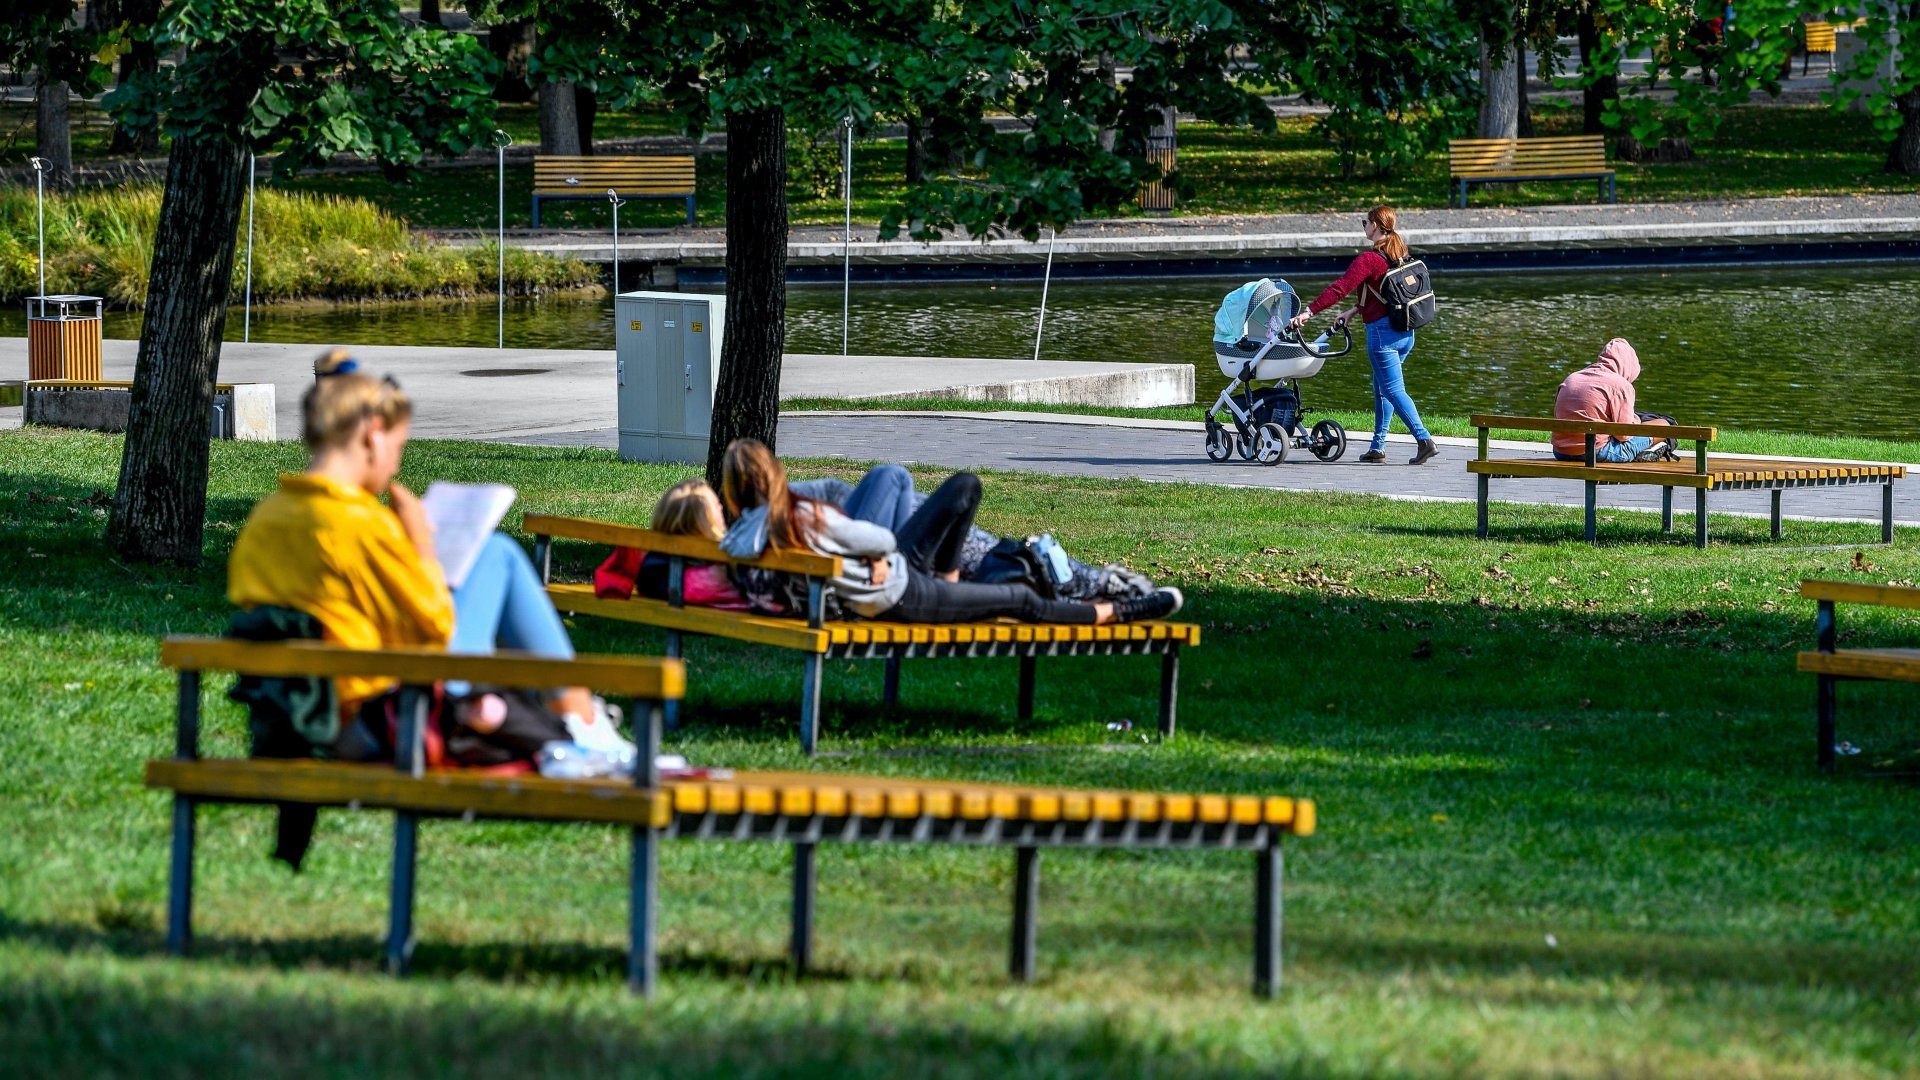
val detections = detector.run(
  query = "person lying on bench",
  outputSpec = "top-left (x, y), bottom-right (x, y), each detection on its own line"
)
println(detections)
top-left (714, 439), bottom-right (1182, 625)
top-left (227, 351), bottom-right (630, 759)
top-left (594, 478), bottom-right (750, 609)
top-left (1552, 338), bottom-right (1672, 463)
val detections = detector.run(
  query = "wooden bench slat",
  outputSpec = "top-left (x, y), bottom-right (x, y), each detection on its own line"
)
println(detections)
top-left (1449, 136), bottom-right (1607, 146)
top-left (1799, 580), bottom-right (1920, 609)
top-left (545, 584), bottom-right (831, 652)
top-left (159, 636), bottom-right (684, 698)
top-left (1467, 459), bottom-right (1714, 488)
top-left (1797, 648), bottom-right (1920, 683)
top-left (526, 514), bottom-right (843, 578)
top-left (1471, 413), bottom-right (1718, 441)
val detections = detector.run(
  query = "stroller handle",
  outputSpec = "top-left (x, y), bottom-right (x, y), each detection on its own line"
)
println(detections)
top-left (1310, 322), bottom-right (1355, 359)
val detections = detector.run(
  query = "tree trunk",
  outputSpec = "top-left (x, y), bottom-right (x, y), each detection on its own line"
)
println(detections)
top-left (36, 78), bottom-right (73, 192)
top-left (1578, 7), bottom-right (1619, 135)
top-left (1890, 88), bottom-right (1920, 176)
top-left (107, 133), bottom-right (249, 564)
top-left (705, 106), bottom-right (788, 485)
top-left (575, 85), bottom-right (597, 156)
top-left (1516, 45), bottom-right (1534, 138)
top-left (538, 78), bottom-right (582, 156)
top-left (419, 0), bottom-right (441, 23)
top-left (488, 21), bottom-right (535, 103)
top-left (1478, 33), bottom-right (1520, 140)
top-left (905, 114), bottom-right (928, 185)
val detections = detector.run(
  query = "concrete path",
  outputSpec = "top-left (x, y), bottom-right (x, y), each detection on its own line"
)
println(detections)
top-left (0, 340), bottom-right (1190, 441)
top-left (515, 412), bottom-right (1920, 531)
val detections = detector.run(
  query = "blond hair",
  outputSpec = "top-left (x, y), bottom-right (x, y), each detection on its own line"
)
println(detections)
top-left (302, 348), bottom-right (412, 450)
top-left (652, 478), bottom-right (724, 540)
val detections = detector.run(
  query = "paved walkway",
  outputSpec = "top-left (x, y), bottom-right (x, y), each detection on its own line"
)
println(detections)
top-left (518, 412), bottom-right (1920, 531)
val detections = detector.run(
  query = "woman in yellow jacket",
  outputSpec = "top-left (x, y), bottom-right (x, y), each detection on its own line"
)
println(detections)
top-left (227, 352), bottom-right (614, 749)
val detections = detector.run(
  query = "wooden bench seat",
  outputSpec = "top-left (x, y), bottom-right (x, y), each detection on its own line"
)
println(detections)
top-left (147, 637), bottom-right (1312, 998)
top-left (1448, 135), bottom-right (1615, 208)
top-left (1469, 414), bottom-right (1904, 546)
top-left (527, 514), bottom-right (1200, 755)
top-left (531, 155), bottom-right (697, 227)
top-left (1796, 580), bottom-right (1920, 770)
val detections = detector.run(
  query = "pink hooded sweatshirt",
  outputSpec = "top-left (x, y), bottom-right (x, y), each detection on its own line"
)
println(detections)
top-left (1552, 338), bottom-right (1641, 458)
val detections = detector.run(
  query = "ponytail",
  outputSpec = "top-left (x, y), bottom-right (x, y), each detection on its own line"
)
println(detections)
top-left (1367, 205), bottom-right (1408, 263)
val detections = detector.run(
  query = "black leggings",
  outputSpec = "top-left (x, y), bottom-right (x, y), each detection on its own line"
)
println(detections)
top-left (882, 473), bottom-right (1100, 625)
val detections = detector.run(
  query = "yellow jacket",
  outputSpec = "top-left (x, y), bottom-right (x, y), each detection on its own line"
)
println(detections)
top-left (229, 473), bottom-right (454, 706)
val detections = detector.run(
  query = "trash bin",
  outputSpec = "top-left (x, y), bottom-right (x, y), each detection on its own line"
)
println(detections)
top-left (1138, 134), bottom-right (1177, 213)
top-left (615, 290), bottom-right (728, 464)
top-left (26, 294), bottom-right (103, 381)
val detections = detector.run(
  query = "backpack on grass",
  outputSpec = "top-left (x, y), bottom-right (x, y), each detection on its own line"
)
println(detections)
top-left (1367, 255), bottom-right (1436, 332)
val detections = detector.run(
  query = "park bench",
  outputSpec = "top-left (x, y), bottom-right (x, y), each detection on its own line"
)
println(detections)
top-left (1801, 21), bottom-right (1837, 74)
top-left (531, 155), bottom-right (697, 227)
top-left (525, 514), bottom-right (1200, 756)
top-left (145, 636), bottom-right (1314, 998)
top-left (1448, 135), bottom-right (1615, 208)
top-left (1467, 414), bottom-right (1905, 547)
top-left (1796, 580), bottom-right (1920, 771)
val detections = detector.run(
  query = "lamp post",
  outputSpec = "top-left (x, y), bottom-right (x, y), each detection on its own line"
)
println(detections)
top-left (842, 115), bottom-right (853, 356)
top-left (608, 189), bottom-right (627, 297)
top-left (29, 157), bottom-right (48, 299)
top-left (493, 129), bottom-right (512, 349)
top-left (243, 152), bottom-right (256, 342)
top-left (1032, 228), bottom-right (1057, 363)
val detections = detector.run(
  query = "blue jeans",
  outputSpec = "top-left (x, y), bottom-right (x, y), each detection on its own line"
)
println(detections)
top-left (449, 533), bottom-right (575, 659)
top-left (1365, 318), bottom-right (1430, 451)
top-left (1554, 436), bottom-right (1651, 463)
top-left (841, 464), bottom-right (916, 533)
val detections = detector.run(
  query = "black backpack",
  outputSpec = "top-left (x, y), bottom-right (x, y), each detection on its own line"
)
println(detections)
top-left (1369, 255), bottom-right (1436, 332)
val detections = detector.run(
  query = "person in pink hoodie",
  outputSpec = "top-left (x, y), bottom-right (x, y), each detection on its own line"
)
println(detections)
top-left (1552, 338), bottom-right (1669, 462)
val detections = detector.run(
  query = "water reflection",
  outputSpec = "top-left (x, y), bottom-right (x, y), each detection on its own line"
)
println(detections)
top-left (7, 264), bottom-right (1918, 439)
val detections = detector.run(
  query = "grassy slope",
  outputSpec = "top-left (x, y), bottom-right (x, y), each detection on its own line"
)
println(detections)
top-left (782, 397), bottom-right (1920, 465)
top-left (4, 429), bottom-right (1920, 1078)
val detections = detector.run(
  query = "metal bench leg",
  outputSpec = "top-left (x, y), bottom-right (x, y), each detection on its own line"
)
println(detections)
top-left (630, 825), bottom-right (659, 996)
top-left (1817, 674), bottom-right (1837, 773)
top-left (1884, 482), bottom-right (1895, 545)
top-left (1017, 655), bottom-right (1036, 722)
top-left (791, 841), bottom-right (816, 974)
top-left (800, 653), bottom-right (824, 756)
top-left (1010, 846), bottom-right (1038, 983)
top-left (1158, 647), bottom-right (1179, 739)
top-left (1771, 490), bottom-right (1783, 540)
top-left (387, 813), bottom-right (419, 977)
top-left (166, 796), bottom-right (196, 956)
top-left (1476, 475), bottom-right (1489, 539)
top-left (883, 654), bottom-right (902, 710)
top-left (684, 194), bottom-right (696, 227)
top-left (1695, 489), bottom-right (1708, 548)
top-left (531, 196), bottom-right (542, 229)
top-left (1584, 480), bottom-right (1598, 544)
top-left (533, 535), bottom-right (552, 583)
top-left (1661, 487), bottom-right (1673, 533)
top-left (1254, 840), bottom-right (1282, 999)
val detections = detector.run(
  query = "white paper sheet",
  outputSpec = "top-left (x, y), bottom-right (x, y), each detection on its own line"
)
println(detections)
top-left (420, 482), bottom-right (517, 588)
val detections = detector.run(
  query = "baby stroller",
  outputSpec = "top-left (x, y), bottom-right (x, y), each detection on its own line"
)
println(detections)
top-left (1204, 277), bottom-right (1353, 464)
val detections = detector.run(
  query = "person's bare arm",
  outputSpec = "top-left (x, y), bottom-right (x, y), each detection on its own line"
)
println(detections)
top-left (388, 482), bottom-right (435, 558)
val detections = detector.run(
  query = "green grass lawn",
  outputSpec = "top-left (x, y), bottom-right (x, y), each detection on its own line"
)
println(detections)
top-left (4, 428), bottom-right (1920, 1078)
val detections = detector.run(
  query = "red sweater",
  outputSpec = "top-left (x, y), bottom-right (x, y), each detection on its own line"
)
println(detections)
top-left (1309, 250), bottom-right (1391, 324)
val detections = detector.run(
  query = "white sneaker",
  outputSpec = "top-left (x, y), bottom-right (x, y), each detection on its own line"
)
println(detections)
top-left (563, 697), bottom-right (634, 755)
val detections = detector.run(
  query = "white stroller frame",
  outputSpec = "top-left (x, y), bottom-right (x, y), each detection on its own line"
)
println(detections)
top-left (1204, 278), bottom-right (1353, 465)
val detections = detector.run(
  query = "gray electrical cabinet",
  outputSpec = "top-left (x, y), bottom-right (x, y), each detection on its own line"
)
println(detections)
top-left (614, 290), bottom-right (727, 464)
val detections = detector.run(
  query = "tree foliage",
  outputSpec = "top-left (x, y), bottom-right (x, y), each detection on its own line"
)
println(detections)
top-left (0, 1), bottom-right (116, 95)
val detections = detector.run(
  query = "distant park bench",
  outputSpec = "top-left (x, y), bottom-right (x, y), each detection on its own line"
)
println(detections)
top-left (1448, 135), bottom-right (1615, 208)
top-left (1801, 22), bottom-right (1837, 74)
top-left (531, 155), bottom-right (697, 227)
top-left (1797, 580), bottom-right (1920, 771)
top-left (526, 514), bottom-right (1200, 756)
top-left (1466, 414), bottom-right (1906, 547)
top-left (145, 636), bottom-right (1313, 998)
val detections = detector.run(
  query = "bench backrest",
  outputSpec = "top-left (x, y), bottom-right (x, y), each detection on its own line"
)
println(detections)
top-left (1470, 413), bottom-right (1716, 443)
top-left (1804, 21), bottom-right (1836, 52)
top-left (1449, 136), bottom-right (1607, 179)
top-left (162, 637), bottom-right (684, 699)
top-left (1799, 579), bottom-right (1920, 610)
top-left (524, 513), bottom-right (843, 578)
top-left (532, 155), bottom-right (697, 197)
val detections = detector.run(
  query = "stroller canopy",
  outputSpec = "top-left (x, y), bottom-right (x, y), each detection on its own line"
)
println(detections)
top-left (1212, 278), bottom-right (1298, 344)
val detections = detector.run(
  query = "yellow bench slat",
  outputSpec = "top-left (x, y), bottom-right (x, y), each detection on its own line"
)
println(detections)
top-left (1798, 648), bottom-right (1920, 682)
top-left (525, 514), bottom-right (842, 578)
top-left (158, 636), bottom-right (683, 699)
top-left (1471, 413), bottom-right (1717, 442)
top-left (545, 584), bottom-right (831, 652)
top-left (1800, 580), bottom-right (1920, 609)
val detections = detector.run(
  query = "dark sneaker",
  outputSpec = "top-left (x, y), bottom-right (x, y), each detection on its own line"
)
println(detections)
top-left (1100, 563), bottom-right (1157, 600)
top-left (1409, 439), bottom-right (1440, 465)
top-left (1114, 587), bottom-right (1183, 623)
top-left (1358, 449), bottom-right (1387, 463)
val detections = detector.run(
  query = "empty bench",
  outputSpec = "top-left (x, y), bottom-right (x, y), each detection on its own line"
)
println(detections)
top-left (1797, 580), bottom-right (1920, 771)
top-left (526, 514), bottom-right (1200, 756)
top-left (1468, 414), bottom-right (1905, 547)
top-left (531, 155), bottom-right (697, 227)
top-left (1449, 135), bottom-right (1615, 208)
top-left (145, 636), bottom-right (1313, 998)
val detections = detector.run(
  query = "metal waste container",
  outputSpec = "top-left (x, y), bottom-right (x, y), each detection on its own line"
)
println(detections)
top-left (615, 290), bottom-right (727, 464)
top-left (27, 294), bottom-right (104, 381)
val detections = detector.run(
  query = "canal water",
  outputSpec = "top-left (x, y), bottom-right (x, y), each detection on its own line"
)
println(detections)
top-left (9, 263), bottom-right (1918, 439)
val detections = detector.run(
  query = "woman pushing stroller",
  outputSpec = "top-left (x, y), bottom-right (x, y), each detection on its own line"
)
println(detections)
top-left (1290, 205), bottom-right (1439, 466)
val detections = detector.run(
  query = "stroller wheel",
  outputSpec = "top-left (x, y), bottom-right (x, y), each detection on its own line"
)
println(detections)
top-left (1255, 423), bottom-right (1289, 465)
top-left (1310, 419), bottom-right (1348, 462)
top-left (1205, 424), bottom-right (1234, 462)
